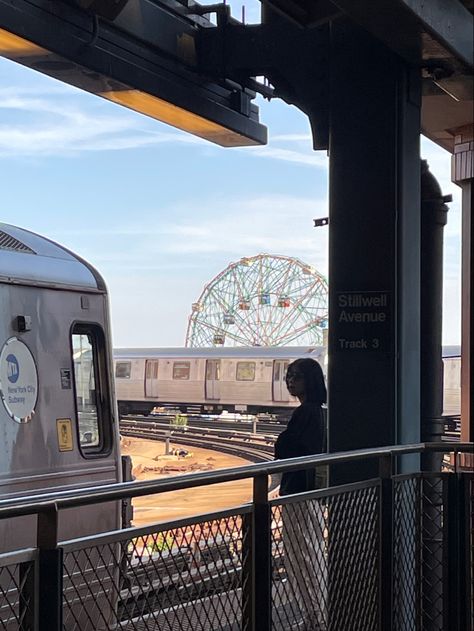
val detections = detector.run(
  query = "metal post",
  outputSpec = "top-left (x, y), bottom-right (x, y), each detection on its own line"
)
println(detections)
top-left (452, 128), bottom-right (474, 461)
top-left (37, 507), bottom-right (63, 631)
top-left (327, 20), bottom-right (422, 483)
top-left (444, 472), bottom-right (471, 631)
top-left (460, 474), bottom-right (473, 630)
top-left (419, 161), bottom-right (451, 630)
top-left (253, 473), bottom-right (271, 631)
top-left (241, 512), bottom-right (254, 631)
top-left (420, 159), bottom-right (451, 471)
top-left (379, 454), bottom-right (393, 631)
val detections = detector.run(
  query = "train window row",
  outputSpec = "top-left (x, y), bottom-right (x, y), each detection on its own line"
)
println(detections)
top-left (115, 360), bottom-right (259, 382)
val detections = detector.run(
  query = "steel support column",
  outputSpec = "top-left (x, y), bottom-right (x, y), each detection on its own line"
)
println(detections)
top-left (326, 21), bottom-right (421, 483)
top-left (420, 161), bottom-right (451, 472)
top-left (452, 127), bottom-right (474, 467)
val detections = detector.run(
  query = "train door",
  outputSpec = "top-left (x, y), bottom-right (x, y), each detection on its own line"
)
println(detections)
top-left (205, 359), bottom-right (220, 399)
top-left (145, 360), bottom-right (159, 397)
top-left (273, 360), bottom-right (290, 402)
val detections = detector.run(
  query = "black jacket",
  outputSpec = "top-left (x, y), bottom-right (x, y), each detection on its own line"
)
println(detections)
top-left (274, 402), bottom-right (326, 496)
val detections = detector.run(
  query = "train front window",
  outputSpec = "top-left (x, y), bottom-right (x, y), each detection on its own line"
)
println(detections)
top-left (71, 324), bottom-right (111, 456)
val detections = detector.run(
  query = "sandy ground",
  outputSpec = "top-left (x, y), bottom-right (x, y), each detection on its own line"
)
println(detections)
top-left (121, 437), bottom-right (253, 527)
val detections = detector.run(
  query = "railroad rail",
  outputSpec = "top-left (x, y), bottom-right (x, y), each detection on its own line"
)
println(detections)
top-left (122, 413), bottom-right (285, 436)
top-left (119, 418), bottom-right (275, 462)
top-left (121, 411), bottom-right (461, 442)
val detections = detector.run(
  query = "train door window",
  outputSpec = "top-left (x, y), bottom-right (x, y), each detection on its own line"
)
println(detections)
top-left (273, 360), bottom-right (289, 401)
top-left (145, 360), bottom-right (159, 397)
top-left (115, 361), bottom-right (131, 379)
top-left (205, 360), bottom-right (221, 399)
top-left (236, 362), bottom-right (255, 381)
top-left (173, 362), bottom-right (190, 380)
top-left (206, 360), bottom-right (220, 381)
top-left (71, 324), bottom-right (111, 456)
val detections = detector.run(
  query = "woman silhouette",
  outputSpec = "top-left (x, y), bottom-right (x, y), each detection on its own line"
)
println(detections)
top-left (275, 357), bottom-right (327, 494)
top-left (272, 357), bottom-right (327, 631)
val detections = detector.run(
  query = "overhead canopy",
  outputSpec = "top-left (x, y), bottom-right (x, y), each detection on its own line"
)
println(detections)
top-left (0, 1), bottom-right (471, 151)
top-left (0, 0), bottom-right (267, 147)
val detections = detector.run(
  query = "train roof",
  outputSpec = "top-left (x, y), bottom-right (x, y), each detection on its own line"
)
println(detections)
top-left (114, 345), bottom-right (460, 360)
top-left (114, 346), bottom-right (326, 360)
top-left (442, 345), bottom-right (461, 358)
top-left (0, 223), bottom-right (105, 291)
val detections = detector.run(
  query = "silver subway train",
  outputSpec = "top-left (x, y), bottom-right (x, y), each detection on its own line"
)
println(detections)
top-left (0, 223), bottom-right (122, 555)
top-left (114, 346), bottom-right (461, 418)
top-left (113, 346), bottom-right (326, 417)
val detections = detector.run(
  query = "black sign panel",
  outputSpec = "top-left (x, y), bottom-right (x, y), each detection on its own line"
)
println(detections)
top-left (60, 369), bottom-right (72, 389)
top-left (334, 290), bottom-right (392, 352)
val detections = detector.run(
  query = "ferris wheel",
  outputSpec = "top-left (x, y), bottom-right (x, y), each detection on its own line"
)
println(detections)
top-left (185, 254), bottom-right (328, 347)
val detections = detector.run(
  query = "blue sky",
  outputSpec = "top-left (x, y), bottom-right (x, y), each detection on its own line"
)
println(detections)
top-left (0, 18), bottom-right (461, 347)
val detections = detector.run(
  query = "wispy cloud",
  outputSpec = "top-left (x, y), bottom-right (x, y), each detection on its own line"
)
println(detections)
top-left (0, 87), bottom-right (200, 157)
top-left (51, 193), bottom-right (329, 276)
top-left (241, 143), bottom-right (328, 167)
top-left (158, 194), bottom-right (329, 272)
top-left (0, 85), bottom-right (328, 167)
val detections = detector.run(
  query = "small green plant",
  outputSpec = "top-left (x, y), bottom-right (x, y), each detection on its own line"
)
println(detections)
top-left (171, 413), bottom-right (188, 428)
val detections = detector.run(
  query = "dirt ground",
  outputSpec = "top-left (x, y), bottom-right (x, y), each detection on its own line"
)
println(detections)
top-left (121, 437), bottom-right (253, 526)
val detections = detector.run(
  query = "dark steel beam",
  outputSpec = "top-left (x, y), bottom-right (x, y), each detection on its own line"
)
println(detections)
top-left (329, 0), bottom-right (473, 68)
top-left (261, 0), bottom-right (473, 68)
top-left (198, 19), bottom-right (331, 148)
top-left (0, 0), bottom-right (267, 146)
top-left (261, 0), bottom-right (342, 28)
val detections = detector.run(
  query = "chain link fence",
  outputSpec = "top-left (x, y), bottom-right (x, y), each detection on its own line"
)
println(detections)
top-left (0, 550), bottom-right (36, 631)
top-left (0, 445), bottom-right (471, 631)
top-left (62, 509), bottom-right (247, 631)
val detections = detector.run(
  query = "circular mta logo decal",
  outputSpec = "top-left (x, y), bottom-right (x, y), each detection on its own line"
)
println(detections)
top-left (0, 337), bottom-right (38, 423)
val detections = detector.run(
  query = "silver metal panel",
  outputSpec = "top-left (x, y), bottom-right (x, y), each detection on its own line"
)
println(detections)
top-left (0, 283), bottom-right (121, 552)
top-left (0, 223), bottom-right (101, 290)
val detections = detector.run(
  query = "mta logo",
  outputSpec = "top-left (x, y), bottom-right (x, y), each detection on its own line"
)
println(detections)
top-left (6, 354), bottom-right (19, 383)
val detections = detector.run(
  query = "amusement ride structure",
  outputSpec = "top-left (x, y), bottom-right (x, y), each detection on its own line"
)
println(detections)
top-left (185, 254), bottom-right (328, 347)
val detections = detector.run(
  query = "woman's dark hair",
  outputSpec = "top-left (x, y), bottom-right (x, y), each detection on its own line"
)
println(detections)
top-left (287, 357), bottom-right (327, 405)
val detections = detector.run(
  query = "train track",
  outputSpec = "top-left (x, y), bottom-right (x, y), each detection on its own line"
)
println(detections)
top-left (122, 413), bottom-right (285, 436)
top-left (118, 415), bottom-right (276, 620)
top-left (119, 418), bottom-right (275, 462)
top-left (121, 412), bottom-right (461, 443)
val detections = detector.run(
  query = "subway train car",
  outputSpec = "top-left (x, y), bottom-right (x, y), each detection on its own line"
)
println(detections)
top-left (113, 346), bottom-right (326, 417)
top-left (0, 223), bottom-right (122, 556)
top-left (114, 345), bottom-right (461, 419)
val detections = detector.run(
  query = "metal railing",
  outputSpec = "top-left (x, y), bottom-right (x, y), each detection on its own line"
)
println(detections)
top-left (0, 442), bottom-right (472, 631)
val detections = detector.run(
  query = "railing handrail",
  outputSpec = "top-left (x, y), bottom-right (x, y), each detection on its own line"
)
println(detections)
top-left (0, 442), bottom-right (471, 520)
